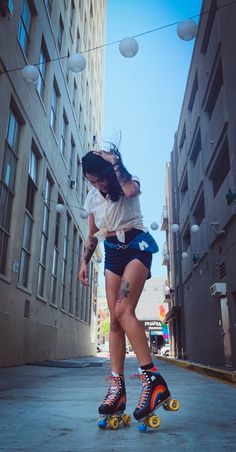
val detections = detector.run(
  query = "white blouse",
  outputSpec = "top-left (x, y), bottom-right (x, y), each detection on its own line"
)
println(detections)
top-left (84, 177), bottom-right (145, 243)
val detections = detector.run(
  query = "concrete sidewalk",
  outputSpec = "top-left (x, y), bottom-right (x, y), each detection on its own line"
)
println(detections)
top-left (0, 355), bottom-right (236, 451)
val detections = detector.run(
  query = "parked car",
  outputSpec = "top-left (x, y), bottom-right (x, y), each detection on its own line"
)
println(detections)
top-left (159, 345), bottom-right (170, 357)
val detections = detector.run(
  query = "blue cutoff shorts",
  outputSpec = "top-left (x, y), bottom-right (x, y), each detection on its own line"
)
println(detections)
top-left (104, 228), bottom-right (152, 279)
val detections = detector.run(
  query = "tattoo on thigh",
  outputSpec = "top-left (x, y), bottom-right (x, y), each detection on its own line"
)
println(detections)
top-left (117, 278), bottom-right (130, 303)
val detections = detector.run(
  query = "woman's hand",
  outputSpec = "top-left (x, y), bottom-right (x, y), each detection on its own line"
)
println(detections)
top-left (93, 150), bottom-right (119, 165)
top-left (78, 261), bottom-right (89, 286)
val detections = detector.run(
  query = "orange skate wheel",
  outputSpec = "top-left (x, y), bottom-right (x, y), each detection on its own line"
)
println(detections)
top-left (108, 416), bottom-right (119, 430)
top-left (168, 399), bottom-right (180, 411)
top-left (122, 414), bottom-right (131, 426)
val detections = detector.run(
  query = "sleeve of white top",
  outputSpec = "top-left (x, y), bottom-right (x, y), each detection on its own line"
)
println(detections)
top-left (132, 175), bottom-right (141, 191)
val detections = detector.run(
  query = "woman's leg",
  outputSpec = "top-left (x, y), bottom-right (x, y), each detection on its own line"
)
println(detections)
top-left (105, 269), bottom-right (126, 374)
top-left (114, 259), bottom-right (153, 366)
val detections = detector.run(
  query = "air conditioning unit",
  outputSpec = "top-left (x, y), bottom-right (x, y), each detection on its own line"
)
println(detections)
top-left (0, 0), bottom-right (13, 18)
top-left (210, 282), bottom-right (227, 297)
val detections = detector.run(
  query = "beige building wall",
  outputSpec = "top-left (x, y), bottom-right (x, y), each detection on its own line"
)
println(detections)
top-left (136, 277), bottom-right (168, 321)
top-left (0, 0), bottom-right (106, 366)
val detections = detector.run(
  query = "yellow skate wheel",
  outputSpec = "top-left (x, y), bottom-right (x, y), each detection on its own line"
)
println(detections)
top-left (168, 399), bottom-right (180, 411)
top-left (108, 416), bottom-right (119, 430)
top-left (149, 415), bottom-right (161, 429)
top-left (122, 414), bottom-right (131, 426)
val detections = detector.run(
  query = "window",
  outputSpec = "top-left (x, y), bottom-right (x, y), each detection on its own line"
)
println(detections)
top-left (37, 176), bottom-right (52, 297)
top-left (69, 135), bottom-right (75, 177)
top-left (188, 72), bottom-right (198, 111)
top-left (83, 13), bottom-right (87, 47)
top-left (75, 157), bottom-right (81, 197)
top-left (60, 214), bottom-right (70, 309)
top-left (69, 227), bottom-right (77, 314)
top-left (45, 0), bottom-right (52, 15)
top-left (19, 147), bottom-right (39, 286)
top-left (50, 79), bottom-right (59, 132)
top-left (201, 0), bottom-right (217, 54)
top-left (73, 78), bottom-right (77, 109)
top-left (50, 196), bottom-right (62, 304)
top-left (37, 41), bottom-right (48, 99)
top-left (69, 0), bottom-right (75, 40)
top-left (210, 135), bottom-right (230, 197)
top-left (18, 0), bottom-right (32, 56)
top-left (179, 124), bottom-right (186, 152)
top-left (76, 27), bottom-right (81, 52)
top-left (0, 109), bottom-right (20, 275)
top-left (205, 59), bottom-right (223, 120)
top-left (190, 128), bottom-right (201, 167)
top-left (60, 110), bottom-right (68, 157)
top-left (193, 193), bottom-right (205, 226)
top-left (78, 104), bottom-right (83, 130)
top-left (182, 224), bottom-right (191, 252)
top-left (75, 237), bottom-right (83, 317)
top-left (180, 172), bottom-right (188, 204)
top-left (58, 15), bottom-right (64, 52)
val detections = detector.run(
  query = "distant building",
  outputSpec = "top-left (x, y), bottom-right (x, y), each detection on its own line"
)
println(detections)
top-left (162, 0), bottom-right (236, 369)
top-left (136, 277), bottom-right (169, 351)
top-left (0, 0), bottom-right (106, 366)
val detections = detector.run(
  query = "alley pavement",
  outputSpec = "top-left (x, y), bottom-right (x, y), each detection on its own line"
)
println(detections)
top-left (0, 354), bottom-right (236, 452)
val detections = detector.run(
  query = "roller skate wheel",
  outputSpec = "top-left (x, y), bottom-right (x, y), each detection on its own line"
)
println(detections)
top-left (163, 403), bottom-right (170, 411)
top-left (108, 416), bottom-right (119, 430)
top-left (122, 414), bottom-right (131, 426)
top-left (98, 418), bottom-right (107, 429)
top-left (168, 399), bottom-right (180, 411)
top-left (148, 415), bottom-right (160, 429)
top-left (138, 422), bottom-right (147, 432)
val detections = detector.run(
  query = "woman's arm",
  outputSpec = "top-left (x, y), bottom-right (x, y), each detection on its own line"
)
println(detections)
top-left (93, 150), bottom-right (140, 198)
top-left (78, 214), bottom-right (98, 286)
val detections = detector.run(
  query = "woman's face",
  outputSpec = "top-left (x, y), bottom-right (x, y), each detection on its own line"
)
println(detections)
top-left (85, 173), bottom-right (109, 193)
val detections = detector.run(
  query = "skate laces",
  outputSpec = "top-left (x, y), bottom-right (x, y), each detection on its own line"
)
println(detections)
top-left (136, 373), bottom-right (150, 409)
top-left (102, 376), bottom-right (121, 406)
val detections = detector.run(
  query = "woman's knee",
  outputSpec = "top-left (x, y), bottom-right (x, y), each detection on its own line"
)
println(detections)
top-left (110, 317), bottom-right (122, 332)
top-left (114, 304), bottom-right (132, 326)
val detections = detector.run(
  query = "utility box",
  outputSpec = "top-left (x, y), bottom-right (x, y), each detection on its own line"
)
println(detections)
top-left (210, 283), bottom-right (227, 297)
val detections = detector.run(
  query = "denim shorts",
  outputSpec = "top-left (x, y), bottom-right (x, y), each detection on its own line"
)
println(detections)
top-left (104, 229), bottom-right (152, 279)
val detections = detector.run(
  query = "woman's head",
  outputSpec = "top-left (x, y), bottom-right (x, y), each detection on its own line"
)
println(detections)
top-left (82, 145), bottom-right (128, 202)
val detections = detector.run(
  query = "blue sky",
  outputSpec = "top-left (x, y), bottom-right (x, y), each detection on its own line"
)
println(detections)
top-left (102, 0), bottom-right (202, 278)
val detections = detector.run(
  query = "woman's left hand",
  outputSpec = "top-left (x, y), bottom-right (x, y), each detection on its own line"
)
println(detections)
top-left (93, 150), bottom-right (119, 165)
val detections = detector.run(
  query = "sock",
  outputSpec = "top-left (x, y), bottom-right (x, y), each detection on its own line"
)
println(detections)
top-left (140, 362), bottom-right (158, 372)
top-left (111, 371), bottom-right (124, 377)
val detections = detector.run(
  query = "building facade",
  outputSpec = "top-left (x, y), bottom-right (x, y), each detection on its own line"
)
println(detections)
top-left (0, 0), bottom-right (106, 366)
top-left (162, 0), bottom-right (236, 369)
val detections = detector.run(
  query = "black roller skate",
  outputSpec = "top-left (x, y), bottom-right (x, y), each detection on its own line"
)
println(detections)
top-left (98, 373), bottom-right (131, 430)
top-left (133, 367), bottom-right (180, 432)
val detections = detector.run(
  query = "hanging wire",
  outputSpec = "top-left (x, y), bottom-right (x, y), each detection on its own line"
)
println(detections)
top-left (1, 0), bottom-right (236, 75)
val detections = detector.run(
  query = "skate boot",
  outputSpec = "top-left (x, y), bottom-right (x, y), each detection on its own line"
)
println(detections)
top-left (133, 367), bottom-right (180, 432)
top-left (98, 373), bottom-right (131, 430)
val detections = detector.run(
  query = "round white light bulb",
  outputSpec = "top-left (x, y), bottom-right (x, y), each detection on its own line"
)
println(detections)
top-left (119, 37), bottom-right (139, 58)
top-left (177, 19), bottom-right (198, 41)
top-left (191, 224), bottom-right (200, 232)
top-left (182, 252), bottom-right (189, 258)
top-left (55, 203), bottom-right (65, 213)
top-left (68, 53), bottom-right (86, 73)
top-left (150, 222), bottom-right (158, 230)
top-left (80, 209), bottom-right (89, 219)
top-left (172, 224), bottom-right (180, 232)
top-left (22, 65), bottom-right (39, 84)
top-left (96, 257), bottom-right (103, 264)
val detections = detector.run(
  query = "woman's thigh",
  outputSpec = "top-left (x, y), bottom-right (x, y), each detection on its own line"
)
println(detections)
top-left (104, 269), bottom-right (122, 319)
top-left (115, 258), bottom-right (149, 315)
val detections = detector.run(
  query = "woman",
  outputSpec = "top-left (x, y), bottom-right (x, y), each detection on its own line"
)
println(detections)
top-left (78, 146), bottom-right (171, 426)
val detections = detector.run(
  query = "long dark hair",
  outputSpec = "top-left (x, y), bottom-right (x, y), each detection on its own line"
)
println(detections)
top-left (81, 144), bottom-right (132, 202)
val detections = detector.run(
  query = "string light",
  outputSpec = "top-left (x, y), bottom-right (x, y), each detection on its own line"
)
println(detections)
top-left (1, 1), bottom-right (236, 76)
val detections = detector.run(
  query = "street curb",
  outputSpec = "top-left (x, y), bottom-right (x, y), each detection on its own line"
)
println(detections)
top-left (157, 355), bottom-right (236, 388)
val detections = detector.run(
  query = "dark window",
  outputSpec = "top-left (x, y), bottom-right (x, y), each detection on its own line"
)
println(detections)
top-left (205, 59), bottom-right (223, 120)
top-left (193, 193), bottom-right (205, 226)
top-left (58, 15), bottom-right (64, 52)
top-left (190, 128), bottom-right (201, 167)
top-left (188, 72), bottom-right (198, 111)
top-left (179, 124), bottom-right (186, 152)
top-left (201, 0), bottom-right (217, 54)
top-left (210, 136), bottom-right (230, 197)
top-left (180, 172), bottom-right (188, 203)
top-left (18, 0), bottom-right (32, 56)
